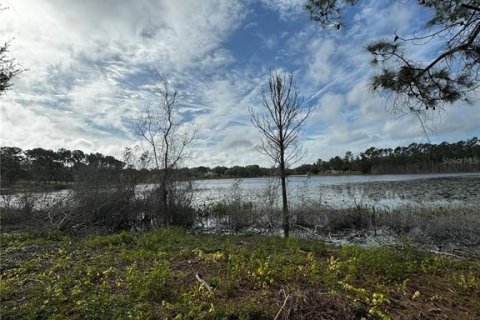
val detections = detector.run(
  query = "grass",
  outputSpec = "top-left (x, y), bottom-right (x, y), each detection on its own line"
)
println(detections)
top-left (200, 199), bottom-right (480, 255)
top-left (1, 228), bottom-right (479, 319)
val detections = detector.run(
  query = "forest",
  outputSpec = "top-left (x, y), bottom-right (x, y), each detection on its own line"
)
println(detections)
top-left (1, 137), bottom-right (479, 189)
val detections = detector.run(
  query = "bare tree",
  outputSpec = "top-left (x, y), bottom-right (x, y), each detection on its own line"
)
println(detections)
top-left (249, 71), bottom-right (314, 237)
top-left (135, 72), bottom-right (195, 226)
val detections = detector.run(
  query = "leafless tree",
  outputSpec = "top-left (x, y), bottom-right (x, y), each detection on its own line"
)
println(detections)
top-left (249, 71), bottom-right (314, 237)
top-left (135, 72), bottom-right (195, 226)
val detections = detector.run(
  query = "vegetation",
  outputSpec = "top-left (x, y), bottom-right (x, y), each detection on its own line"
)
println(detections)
top-left (198, 186), bottom-right (480, 256)
top-left (300, 137), bottom-right (480, 174)
top-left (2, 138), bottom-right (478, 191)
top-left (1, 228), bottom-right (479, 319)
top-left (0, 147), bottom-right (124, 189)
top-left (3, 172), bottom-right (479, 255)
top-left (2, 2), bottom-right (479, 318)
top-left (134, 72), bottom-right (195, 227)
top-left (1, 130), bottom-right (478, 319)
top-left (0, 4), bottom-right (22, 95)
top-left (305, 0), bottom-right (480, 112)
top-left (0, 164), bottom-right (195, 235)
top-left (0, 40), bottom-right (21, 95)
top-left (249, 71), bottom-right (314, 237)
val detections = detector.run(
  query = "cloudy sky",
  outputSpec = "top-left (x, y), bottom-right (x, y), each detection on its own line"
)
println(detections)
top-left (1, 0), bottom-right (479, 167)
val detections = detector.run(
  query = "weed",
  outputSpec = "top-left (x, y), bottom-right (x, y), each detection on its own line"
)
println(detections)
top-left (1, 229), bottom-right (479, 319)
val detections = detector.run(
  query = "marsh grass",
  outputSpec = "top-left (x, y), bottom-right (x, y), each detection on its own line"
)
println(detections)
top-left (0, 172), bottom-right (197, 234)
top-left (2, 185), bottom-right (479, 256)
top-left (199, 198), bottom-right (480, 253)
top-left (2, 175), bottom-right (479, 256)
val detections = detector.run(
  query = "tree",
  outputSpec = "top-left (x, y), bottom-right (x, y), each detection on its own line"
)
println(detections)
top-left (135, 72), bottom-right (195, 226)
top-left (25, 148), bottom-right (61, 183)
top-left (0, 147), bottom-right (25, 187)
top-left (213, 166), bottom-right (228, 176)
top-left (249, 71), bottom-right (313, 237)
top-left (1, 4), bottom-right (22, 95)
top-left (0, 42), bottom-right (21, 95)
top-left (305, 0), bottom-right (480, 112)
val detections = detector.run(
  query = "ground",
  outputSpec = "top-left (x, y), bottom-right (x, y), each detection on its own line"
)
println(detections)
top-left (1, 229), bottom-right (479, 319)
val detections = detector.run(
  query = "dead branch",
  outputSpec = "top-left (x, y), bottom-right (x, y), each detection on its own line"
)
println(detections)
top-left (274, 293), bottom-right (291, 320)
top-left (195, 273), bottom-right (213, 292)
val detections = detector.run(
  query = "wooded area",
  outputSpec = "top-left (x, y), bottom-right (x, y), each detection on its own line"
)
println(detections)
top-left (2, 137), bottom-right (479, 189)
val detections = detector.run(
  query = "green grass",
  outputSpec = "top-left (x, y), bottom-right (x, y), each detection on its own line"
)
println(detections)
top-left (1, 229), bottom-right (479, 319)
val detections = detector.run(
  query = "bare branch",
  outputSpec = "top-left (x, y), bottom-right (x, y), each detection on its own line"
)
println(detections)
top-left (249, 71), bottom-right (314, 238)
top-left (134, 71), bottom-right (195, 226)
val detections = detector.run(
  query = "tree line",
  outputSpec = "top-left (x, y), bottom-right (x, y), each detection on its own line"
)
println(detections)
top-left (0, 145), bottom-right (275, 188)
top-left (296, 137), bottom-right (480, 175)
top-left (0, 147), bottom-right (124, 188)
top-left (2, 137), bottom-right (479, 188)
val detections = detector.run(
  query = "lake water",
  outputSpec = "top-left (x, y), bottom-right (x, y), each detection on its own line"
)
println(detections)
top-left (3, 172), bottom-right (480, 210)
top-left (192, 172), bottom-right (480, 209)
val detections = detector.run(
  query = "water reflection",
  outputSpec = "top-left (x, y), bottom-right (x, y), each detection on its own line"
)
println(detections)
top-left (192, 172), bottom-right (480, 209)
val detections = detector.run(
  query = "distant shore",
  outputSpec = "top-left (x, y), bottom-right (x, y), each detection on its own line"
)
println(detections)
top-left (3, 170), bottom-right (480, 194)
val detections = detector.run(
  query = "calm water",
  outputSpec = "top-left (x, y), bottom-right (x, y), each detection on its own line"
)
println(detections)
top-left (4, 172), bottom-right (480, 210)
top-left (192, 172), bottom-right (480, 209)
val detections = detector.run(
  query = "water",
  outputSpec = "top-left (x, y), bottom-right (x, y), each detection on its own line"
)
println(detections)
top-left (192, 172), bottom-right (480, 209)
top-left (3, 172), bottom-right (479, 210)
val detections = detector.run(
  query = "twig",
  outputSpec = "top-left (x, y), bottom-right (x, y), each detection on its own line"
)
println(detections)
top-left (293, 224), bottom-right (313, 233)
top-left (24, 278), bottom-right (46, 285)
top-left (462, 3), bottom-right (480, 12)
top-left (195, 273), bottom-right (213, 292)
top-left (274, 294), bottom-right (290, 320)
top-left (428, 250), bottom-right (465, 259)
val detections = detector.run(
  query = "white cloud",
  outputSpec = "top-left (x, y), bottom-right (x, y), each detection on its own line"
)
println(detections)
top-left (259, 0), bottom-right (305, 20)
top-left (305, 39), bottom-right (335, 85)
top-left (313, 93), bottom-right (345, 122)
top-left (1, 0), bottom-right (478, 168)
top-left (348, 0), bottom-right (415, 39)
top-left (1, 0), bottom-right (247, 159)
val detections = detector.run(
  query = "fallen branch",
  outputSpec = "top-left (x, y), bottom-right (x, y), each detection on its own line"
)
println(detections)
top-left (274, 294), bottom-right (290, 320)
top-left (195, 273), bottom-right (213, 292)
top-left (293, 224), bottom-right (313, 233)
top-left (428, 250), bottom-right (465, 260)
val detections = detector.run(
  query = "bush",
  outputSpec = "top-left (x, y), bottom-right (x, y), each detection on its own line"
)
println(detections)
top-left (66, 166), bottom-right (139, 234)
top-left (292, 204), bottom-right (374, 232)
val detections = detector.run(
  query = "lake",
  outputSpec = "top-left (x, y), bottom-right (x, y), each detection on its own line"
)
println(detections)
top-left (191, 172), bottom-right (480, 209)
top-left (3, 172), bottom-right (480, 210)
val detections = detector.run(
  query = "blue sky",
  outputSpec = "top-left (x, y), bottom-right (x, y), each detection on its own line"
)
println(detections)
top-left (1, 0), bottom-right (479, 167)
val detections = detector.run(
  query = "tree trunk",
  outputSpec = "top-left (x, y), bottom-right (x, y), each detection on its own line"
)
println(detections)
top-left (161, 172), bottom-right (169, 226)
top-left (279, 149), bottom-right (289, 238)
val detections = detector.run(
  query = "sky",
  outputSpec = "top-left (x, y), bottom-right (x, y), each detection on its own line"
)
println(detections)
top-left (1, 0), bottom-right (479, 167)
